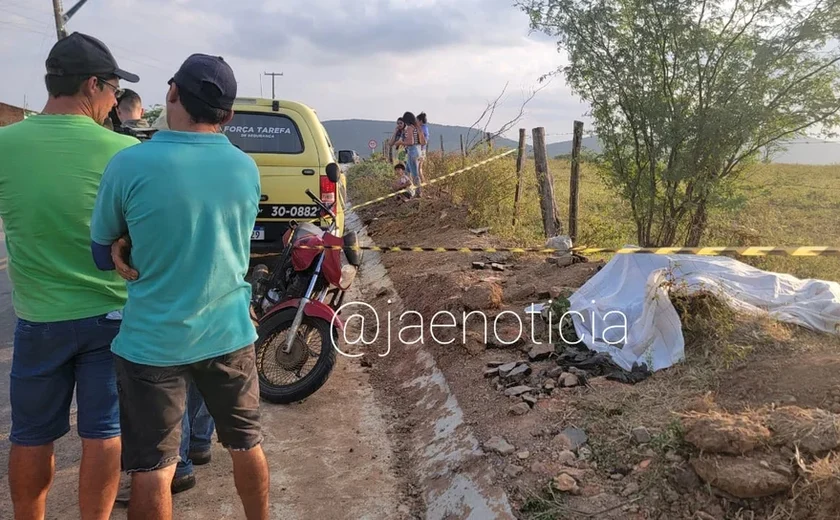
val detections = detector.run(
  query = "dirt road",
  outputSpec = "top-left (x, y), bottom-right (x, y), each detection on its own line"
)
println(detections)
top-left (0, 228), bottom-right (406, 519)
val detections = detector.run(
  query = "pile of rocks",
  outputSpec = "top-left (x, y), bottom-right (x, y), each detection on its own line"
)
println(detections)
top-left (484, 358), bottom-right (586, 415)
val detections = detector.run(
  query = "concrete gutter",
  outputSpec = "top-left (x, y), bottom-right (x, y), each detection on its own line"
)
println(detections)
top-left (345, 210), bottom-right (516, 520)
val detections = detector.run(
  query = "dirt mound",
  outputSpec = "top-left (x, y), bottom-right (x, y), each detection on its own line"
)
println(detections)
top-left (811, 478), bottom-right (840, 520)
top-left (683, 410), bottom-right (771, 455)
top-left (767, 406), bottom-right (840, 455)
top-left (691, 456), bottom-right (794, 498)
top-left (462, 281), bottom-right (503, 311)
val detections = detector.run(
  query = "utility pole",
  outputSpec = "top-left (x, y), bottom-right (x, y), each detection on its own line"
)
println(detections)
top-left (263, 72), bottom-right (283, 99)
top-left (51, 0), bottom-right (91, 40)
top-left (51, 0), bottom-right (65, 39)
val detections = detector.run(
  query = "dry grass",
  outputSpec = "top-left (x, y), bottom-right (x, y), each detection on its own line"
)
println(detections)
top-left (349, 149), bottom-right (840, 282)
top-left (777, 452), bottom-right (840, 520)
top-left (768, 408), bottom-right (840, 453)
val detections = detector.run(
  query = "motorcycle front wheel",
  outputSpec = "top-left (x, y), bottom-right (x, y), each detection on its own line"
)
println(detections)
top-left (254, 309), bottom-right (337, 404)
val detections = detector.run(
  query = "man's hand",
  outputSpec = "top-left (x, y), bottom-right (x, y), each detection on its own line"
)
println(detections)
top-left (111, 235), bottom-right (138, 281)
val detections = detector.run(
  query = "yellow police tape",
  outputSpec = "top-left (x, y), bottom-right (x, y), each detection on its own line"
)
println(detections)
top-left (248, 151), bottom-right (839, 260)
top-left (254, 245), bottom-right (840, 257)
top-left (349, 148), bottom-right (518, 211)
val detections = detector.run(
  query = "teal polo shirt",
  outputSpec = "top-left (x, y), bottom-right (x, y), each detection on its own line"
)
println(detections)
top-left (91, 130), bottom-right (260, 367)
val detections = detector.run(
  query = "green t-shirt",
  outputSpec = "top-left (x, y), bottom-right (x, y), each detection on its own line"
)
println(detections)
top-left (0, 115), bottom-right (139, 322)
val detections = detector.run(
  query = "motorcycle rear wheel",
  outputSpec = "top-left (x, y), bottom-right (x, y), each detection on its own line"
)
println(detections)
top-left (254, 310), bottom-right (337, 404)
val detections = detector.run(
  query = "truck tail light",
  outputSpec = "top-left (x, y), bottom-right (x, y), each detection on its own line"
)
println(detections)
top-left (320, 175), bottom-right (336, 205)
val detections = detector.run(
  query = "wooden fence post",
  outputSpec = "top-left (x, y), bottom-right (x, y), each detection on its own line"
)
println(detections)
top-left (532, 127), bottom-right (562, 238)
top-left (387, 143), bottom-right (393, 164)
top-left (512, 128), bottom-right (527, 227)
top-left (460, 134), bottom-right (466, 166)
top-left (440, 134), bottom-right (444, 154)
top-left (569, 120), bottom-right (583, 242)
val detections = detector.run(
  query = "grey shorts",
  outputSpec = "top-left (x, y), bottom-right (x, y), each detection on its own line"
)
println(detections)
top-left (115, 345), bottom-right (262, 473)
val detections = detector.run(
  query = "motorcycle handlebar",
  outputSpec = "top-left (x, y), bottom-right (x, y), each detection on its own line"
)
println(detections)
top-left (305, 189), bottom-right (336, 220)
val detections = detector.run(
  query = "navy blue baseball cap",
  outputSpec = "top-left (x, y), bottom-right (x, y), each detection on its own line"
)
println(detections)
top-left (46, 32), bottom-right (139, 83)
top-left (170, 54), bottom-right (237, 110)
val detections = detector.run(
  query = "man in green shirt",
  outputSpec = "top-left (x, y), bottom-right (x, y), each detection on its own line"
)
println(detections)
top-left (0, 32), bottom-right (139, 520)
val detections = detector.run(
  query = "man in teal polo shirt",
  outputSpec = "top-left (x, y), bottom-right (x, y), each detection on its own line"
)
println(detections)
top-left (0, 32), bottom-right (139, 520)
top-left (90, 54), bottom-right (269, 520)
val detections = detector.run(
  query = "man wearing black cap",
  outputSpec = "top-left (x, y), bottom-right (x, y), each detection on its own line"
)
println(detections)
top-left (0, 32), bottom-right (139, 520)
top-left (90, 54), bottom-right (269, 520)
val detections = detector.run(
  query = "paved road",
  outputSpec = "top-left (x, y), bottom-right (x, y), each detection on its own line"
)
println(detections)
top-left (0, 223), bottom-right (404, 519)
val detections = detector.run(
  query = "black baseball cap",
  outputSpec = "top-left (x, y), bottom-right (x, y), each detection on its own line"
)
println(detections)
top-left (170, 54), bottom-right (237, 110)
top-left (45, 32), bottom-right (139, 83)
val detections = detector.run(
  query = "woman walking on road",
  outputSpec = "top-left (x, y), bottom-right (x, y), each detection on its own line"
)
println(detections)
top-left (394, 111), bottom-right (426, 197)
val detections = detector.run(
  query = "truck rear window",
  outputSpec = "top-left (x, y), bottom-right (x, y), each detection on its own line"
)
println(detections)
top-left (222, 113), bottom-right (304, 154)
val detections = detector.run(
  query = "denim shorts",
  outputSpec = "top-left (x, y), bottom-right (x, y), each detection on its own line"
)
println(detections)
top-left (9, 314), bottom-right (122, 446)
top-left (406, 145), bottom-right (422, 187)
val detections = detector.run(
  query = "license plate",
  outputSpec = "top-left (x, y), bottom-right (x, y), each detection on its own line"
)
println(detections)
top-left (251, 227), bottom-right (265, 240)
top-left (258, 204), bottom-right (320, 219)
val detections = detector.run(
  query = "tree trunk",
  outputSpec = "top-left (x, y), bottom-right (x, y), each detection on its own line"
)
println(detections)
top-left (685, 200), bottom-right (708, 247)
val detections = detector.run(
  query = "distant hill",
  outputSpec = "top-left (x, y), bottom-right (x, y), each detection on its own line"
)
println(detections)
top-left (322, 119), bottom-right (518, 156)
top-left (546, 136), bottom-right (603, 157)
top-left (544, 136), bottom-right (840, 164)
top-left (323, 119), bottom-right (840, 165)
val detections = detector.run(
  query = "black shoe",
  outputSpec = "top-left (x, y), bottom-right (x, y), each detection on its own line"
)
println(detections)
top-left (171, 474), bottom-right (196, 495)
top-left (188, 450), bottom-right (212, 466)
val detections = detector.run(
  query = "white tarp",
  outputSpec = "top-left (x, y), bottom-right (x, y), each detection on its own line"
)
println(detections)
top-left (568, 252), bottom-right (840, 372)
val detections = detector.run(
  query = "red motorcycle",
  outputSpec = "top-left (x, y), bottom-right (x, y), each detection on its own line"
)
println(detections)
top-left (250, 185), bottom-right (361, 404)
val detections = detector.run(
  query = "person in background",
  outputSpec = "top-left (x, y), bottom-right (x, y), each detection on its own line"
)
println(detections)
top-left (394, 111), bottom-right (426, 197)
top-left (114, 89), bottom-right (143, 126)
top-left (110, 92), bottom-right (216, 504)
top-left (417, 112), bottom-right (430, 184)
top-left (390, 117), bottom-right (406, 163)
top-left (0, 32), bottom-right (139, 520)
top-left (90, 53), bottom-right (269, 520)
top-left (392, 163), bottom-right (415, 202)
top-left (113, 89), bottom-right (155, 139)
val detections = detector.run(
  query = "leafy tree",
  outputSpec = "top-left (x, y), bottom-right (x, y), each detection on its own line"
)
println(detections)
top-left (142, 104), bottom-right (163, 124)
top-left (518, 0), bottom-right (840, 246)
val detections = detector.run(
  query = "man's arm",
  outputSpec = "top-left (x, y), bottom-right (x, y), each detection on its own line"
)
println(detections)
top-left (90, 163), bottom-right (128, 271)
top-left (91, 241), bottom-right (115, 270)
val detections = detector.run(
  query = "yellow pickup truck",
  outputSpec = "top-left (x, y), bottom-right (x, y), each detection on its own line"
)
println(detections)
top-left (223, 98), bottom-right (346, 253)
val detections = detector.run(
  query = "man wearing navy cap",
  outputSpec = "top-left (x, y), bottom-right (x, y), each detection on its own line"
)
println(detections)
top-left (90, 54), bottom-right (269, 519)
top-left (0, 32), bottom-right (138, 520)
